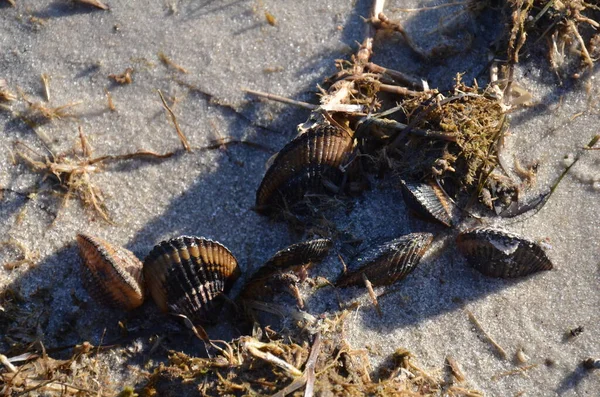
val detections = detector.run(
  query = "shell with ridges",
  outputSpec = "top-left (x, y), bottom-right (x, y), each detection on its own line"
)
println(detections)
top-left (77, 233), bottom-right (145, 311)
top-left (240, 238), bottom-right (333, 299)
top-left (255, 124), bottom-right (355, 213)
top-left (143, 236), bottom-right (240, 324)
top-left (336, 233), bottom-right (433, 287)
top-left (456, 227), bottom-right (553, 278)
top-left (400, 179), bottom-right (453, 227)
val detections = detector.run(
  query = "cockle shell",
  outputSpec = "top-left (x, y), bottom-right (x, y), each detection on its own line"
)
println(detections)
top-left (255, 124), bottom-right (355, 213)
top-left (143, 236), bottom-right (240, 324)
top-left (240, 238), bottom-right (332, 299)
top-left (456, 227), bottom-right (553, 278)
top-left (400, 179), bottom-right (453, 227)
top-left (76, 233), bottom-right (145, 311)
top-left (336, 233), bottom-right (433, 287)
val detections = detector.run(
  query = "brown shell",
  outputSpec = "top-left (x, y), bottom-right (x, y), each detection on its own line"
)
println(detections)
top-left (143, 236), bottom-right (240, 324)
top-left (77, 233), bottom-right (145, 311)
top-left (456, 227), bottom-right (553, 278)
top-left (400, 179), bottom-right (452, 227)
top-left (336, 233), bottom-right (433, 287)
top-left (240, 238), bottom-right (332, 299)
top-left (255, 124), bottom-right (355, 213)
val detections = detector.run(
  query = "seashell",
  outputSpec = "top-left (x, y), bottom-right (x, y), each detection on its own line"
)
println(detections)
top-left (400, 179), bottom-right (452, 227)
top-left (143, 236), bottom-right (240, 324)
top-left (255, 124), bottom-right (355, 213)
top-left (240, 238), bottom-right (332, 299)
top-left (76, 233), bottom-right (145, 311)
top-left (456, 227), bottom-right (553, 278)
top-left (336, 233), bottom-right (433, 287)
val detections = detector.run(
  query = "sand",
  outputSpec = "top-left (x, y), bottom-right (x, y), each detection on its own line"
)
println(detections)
top-left (1, 0), bottom-right (599, 395)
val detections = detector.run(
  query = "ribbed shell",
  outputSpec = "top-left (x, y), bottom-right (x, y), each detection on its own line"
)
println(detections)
top-left (400, 179), bottom-right (452, 227)
top-left (143, 236), bottom-right (240, 324)
top-left (77, 234), bottom-right (145, 311)
top-left (336, 233), bottom-right (433, 287)
top-left (456, 227), bottom-right (553, 278)
top-left (255, 124), bottom-right (355, 212)
top-left (240, 238), bottom-right (332, 299)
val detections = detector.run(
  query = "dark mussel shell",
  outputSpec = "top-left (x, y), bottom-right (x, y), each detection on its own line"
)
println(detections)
top-left (77, 233), bottom-right (145, 311)
top-left (400, 179), bottom-right (453, 227)
top-left (456, 227), bottom-right (553, 278)
top-left (336, 233), bottom-right (433, 287)
top-left (143, 236), bottom-right (241, 324)
top-left (255, 124), bottom-right (355, 213)
top-left (240, 238), bottom-right (333, 299)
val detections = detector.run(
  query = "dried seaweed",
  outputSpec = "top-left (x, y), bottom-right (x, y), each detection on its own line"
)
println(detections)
top-left (134, 312), bottom-right (477, 396)
top-left (13, 128), bottom-right (176, 225)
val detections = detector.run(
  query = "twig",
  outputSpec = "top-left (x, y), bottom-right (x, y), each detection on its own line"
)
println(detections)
top-left (104, 88), bottom-right (115, 111)
top-left (337, 253), bottom-right (348, 273)
top-left (446, 355), bottom-right (466, 383)
top-left (394, 1), bottom-right (469, 12)
top-left (373, 12), bottom-right (428, 60)
top-left (243, 337), bottom-right (303, 378)
top-left (446, 386), bottom-right (484, 397)
top-left (362, 273), bottom-right (382, 317)
top-left (303, 333), bottom-right (321, 397)
top-left (491, 364), bottom-right (538, 381)
top-left (242, 88), bottom-right (317, 110)
top-left (0, 354), bottom-right (17, 372)
top-left (158, 52), bottom-right (189, 74)
top-left (365, 62), bottom-right (426, 90)
top-left (568, 19), bottom-right (593, 68)
top-left (158, 90), bottom-right (191, 152)
top-left (511, 134), bottom-right (600, 220)
top-left (466, 310), bottom-right (508, 360)
top-left (88, 150), bottom-right (175, 165)
top-left (40, 74), bottom-right (50, 102)
top-left (378, 83), bottom-right (427, 97)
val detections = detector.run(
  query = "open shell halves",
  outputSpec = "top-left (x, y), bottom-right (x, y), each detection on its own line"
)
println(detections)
top-left (77, 233), bottom-right (145, 311)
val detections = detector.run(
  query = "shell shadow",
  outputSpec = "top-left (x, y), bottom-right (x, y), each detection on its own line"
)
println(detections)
top-left (299, 213), bottom-right (528, 333)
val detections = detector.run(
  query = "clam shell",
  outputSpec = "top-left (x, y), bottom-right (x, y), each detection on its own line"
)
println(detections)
top-left (456, 227), bottom-right (553, 278)
top-left (400, 179), bottom-right (452, 227)
top-left (143, 236), bottom-right (240, 324)
top-left (336, 233), bottom-right (433, 287)
top-left (255, 124), bottom-right (355, 213)
top-left (240, 238), bottom-right (332, 299)
top-left (77, 234), bottom-right (145, 311)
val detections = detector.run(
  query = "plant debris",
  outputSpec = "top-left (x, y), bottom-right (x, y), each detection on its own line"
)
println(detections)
top-left (135, 311), bottom-right (479, 396)
top-left (158, 90), bottom-right (191, 152)
top-left (265, 11), bottom-right (277, 26)
top-left (13, 127), bottom-right (176, 224)
top-left (0, 238), bottom-right (38, 270)
top-left (158, 52), bottom-right (189, 74)
top-left (0, 79), bottom-right (16, 102)
top-left (40, 73), bottom-right (51, 102)
top-left (109, 68), bottom-right (134, 85)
